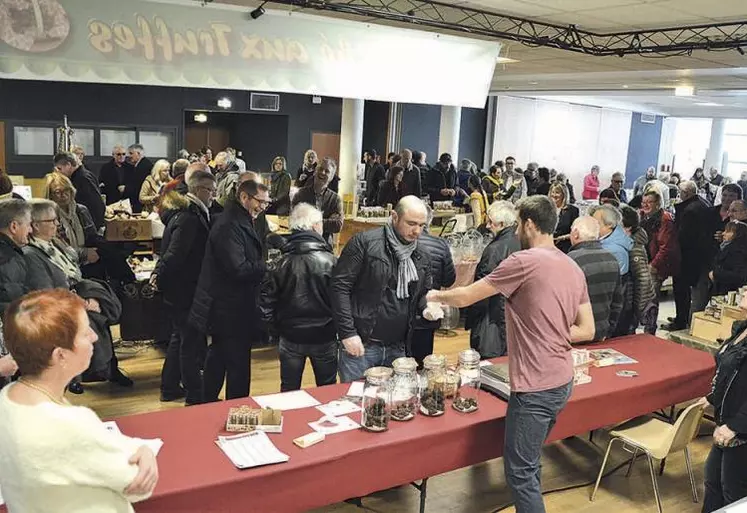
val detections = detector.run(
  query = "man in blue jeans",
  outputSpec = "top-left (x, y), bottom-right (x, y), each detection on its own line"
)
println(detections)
top-left (259, 203), bottom-right (338, 390)
top-left (428, 195), bottom-right (595, 513)
top-left (331, 196), bottom-right (432, 383)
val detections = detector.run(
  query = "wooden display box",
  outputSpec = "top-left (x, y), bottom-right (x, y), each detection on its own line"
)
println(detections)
top-left (106, 219), bottom-right (153, 242)
top-left (226, 407), bottom-right (283, 433)
top-left (690, 306), bottom-right (747, 343)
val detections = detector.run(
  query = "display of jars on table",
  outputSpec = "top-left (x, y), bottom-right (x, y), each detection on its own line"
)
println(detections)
top-left (419, 354), bottom-right (448, 417)
top-left (390, 357), bottom-right (419, 421)
top-left (453, 349), bottom-right (481, 413)
top-left (361, 366), bottom-right (393, 432)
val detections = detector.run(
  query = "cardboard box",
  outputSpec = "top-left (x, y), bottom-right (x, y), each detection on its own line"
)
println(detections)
top-left (106, 218), bottom-right (153, 242)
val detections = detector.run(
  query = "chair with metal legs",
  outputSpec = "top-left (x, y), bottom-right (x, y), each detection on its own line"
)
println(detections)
top-left (589, 402), bottom-right (705, 513)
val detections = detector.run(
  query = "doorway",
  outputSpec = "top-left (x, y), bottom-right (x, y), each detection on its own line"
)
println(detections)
top-left (185, 125), bottom-right (229, 156)
top-left (311, 132), bottom-right (341, 165)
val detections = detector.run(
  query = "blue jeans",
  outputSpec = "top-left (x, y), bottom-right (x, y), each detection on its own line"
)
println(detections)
top-left (338, 342), bottom-right (405, 383)
top-left (504, 381), bottom-right (573, 513)
top-left (278, 338), bottom-right (338, 392)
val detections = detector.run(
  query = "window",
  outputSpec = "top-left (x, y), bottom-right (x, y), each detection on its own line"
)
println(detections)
top-left (100, 129), bottom-right (136, 156)
top-left (13, 126), bottom-right (55, 155)
top-left (138, 131), bottom-right (173, 159)
top-left (725, 120), bottom-right (747, 179)
top-left (56, 128), bottom-right (95, 155)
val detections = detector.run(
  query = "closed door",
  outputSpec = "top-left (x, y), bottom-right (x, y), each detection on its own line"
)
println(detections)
top-left (185, 125), bottom-right (230, 154)
top-left (311, 132), bottom-right (341, 165)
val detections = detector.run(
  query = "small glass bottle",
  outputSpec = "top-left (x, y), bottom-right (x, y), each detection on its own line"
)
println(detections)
top-left (390, 357), bottom-right (419, 421)
top-left (419, 354), bottom-right (447, 417)
top-left (453, 349), bottom-right (481, 413)
top-left (361, 366), bottom-right (393, 432)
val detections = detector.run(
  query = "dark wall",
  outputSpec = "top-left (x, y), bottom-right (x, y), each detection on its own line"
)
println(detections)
top-left (460, 106), bottom-right (487, 167)
top-left (362, 101), bottom-right (390, 158)
top-left (400, 104), bottom-right (441, 163)
top-left (625, 112), bottom-right (663, 187)
top-left (0, 78), bottom-right (342, 177)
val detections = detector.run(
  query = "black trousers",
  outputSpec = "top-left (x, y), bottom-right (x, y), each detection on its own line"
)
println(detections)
top-left (410, 328), bottom-right (435, 368)
top-left (180, 319), bottom-right (207, 405)
top-left (278, 338), bottom-right (337, 392)
top-left (673, 275), bottom-right (694, 327)
top-left (160, 309), bottom-right (184, 396)
top-left (703, 442), bottom-right (747, 512)
top-left (203, 327), bottom-right (252, 402)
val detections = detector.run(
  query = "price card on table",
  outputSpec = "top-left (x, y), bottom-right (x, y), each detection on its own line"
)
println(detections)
top-left (216, 431), bottom-right (290, 469)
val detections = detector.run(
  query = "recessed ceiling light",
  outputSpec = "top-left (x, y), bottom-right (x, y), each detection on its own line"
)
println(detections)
top-left (528, 81), bottom-right (539, 85)
top-left (696, 102), bottom-right (722, 107)
top-left (194, 113), bottom-right (208, 123)
top-left (496, 57), bottom-right (520, 64)
top-left (622, 84), bottom-right (629, 89)
top-left (675, 85), bottom-right (694, 96)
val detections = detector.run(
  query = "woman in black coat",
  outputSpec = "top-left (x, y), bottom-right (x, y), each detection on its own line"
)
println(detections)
top-left (377, 166), bottom-right (404, 208)
top-left (550, 182), bottom-right (579, 253)
top-left (710, 221), bottom-right (747, 297)
top-left (700, 296), bottom-right (747, 511)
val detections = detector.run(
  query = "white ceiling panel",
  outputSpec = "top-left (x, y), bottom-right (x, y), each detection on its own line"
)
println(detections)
top-left (651, 0), bottom-right (747, 20)
top-left (458, 0), bottom-right (563, 18)
top-left (518, 0), bottom-right (643, 14)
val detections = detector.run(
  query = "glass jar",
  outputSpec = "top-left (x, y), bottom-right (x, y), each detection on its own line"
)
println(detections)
top-left (390, 357), bottom-right (419, 421)
top-left (361, 366), bottom-right (393, 432)
top-left (419, 354), bottom-right (447, 417)
top-left (453, 349), bottom-right (481, 413)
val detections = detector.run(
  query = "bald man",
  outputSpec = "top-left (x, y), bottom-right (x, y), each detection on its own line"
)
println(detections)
top-left (331, 195), bottom-right (432, 382)
top-left (567, 216), bottom-right (623, 342)
top-left (666, 180), bottom-right (711, 331)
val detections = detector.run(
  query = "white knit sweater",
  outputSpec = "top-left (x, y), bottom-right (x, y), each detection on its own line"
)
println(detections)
top-left (0, 384), bottom-right (152, 512)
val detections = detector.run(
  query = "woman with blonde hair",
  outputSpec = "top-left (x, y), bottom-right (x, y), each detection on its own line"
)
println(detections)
top-left (0, 289), bottom-right (158, 511)
top-left (44, 173), bottom-right (98, 266)
top-left (139, 159), bottom-right (171, 212)
top-left (550, 182), bottom-right (579, 253)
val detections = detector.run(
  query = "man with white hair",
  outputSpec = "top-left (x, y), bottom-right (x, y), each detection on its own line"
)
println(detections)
top-left (331, 195), bottom-right (432, 382)
top-left (465, 201), bottom-right (520, 358)
top-left (126, 143), bottom-right (152, 212)
top-left (567, 216), bottom-right (623, 342)
top-left (259, 203), bottom-right (338, 391)
top-left (633, 166), bottom-right (657, 198)
top-left (589, 204), bottom-right (631, 275)
top-left (99, 145), bottom-right (129, 205)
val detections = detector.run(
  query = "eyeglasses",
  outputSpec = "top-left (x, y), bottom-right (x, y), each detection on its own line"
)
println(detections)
top-left (252, 196), bottom-right (271, 207)
top-left (36, 218), bottom-right (59, 224)
top-left (199, 186), bottom-right (217, 195)
top-left (612, 180), bottom-right (624, 184)
top-left (114, 153), bottom-right (126, 156)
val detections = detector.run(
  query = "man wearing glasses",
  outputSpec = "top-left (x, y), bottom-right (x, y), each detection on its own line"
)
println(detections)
top-left (291, 157), bottom-right (343, 247)
top-left (99, 145), bottom-right (130, 206)
top-left (600, 172), bottom-right (628, 205)
top-left (152, 170), bottom-right (216, 405)
top-left (189, 179), bottom-right (271, 402)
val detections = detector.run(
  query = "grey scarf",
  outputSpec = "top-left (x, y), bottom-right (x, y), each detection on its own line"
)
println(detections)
top-left (384, 221), bottom-right (419, 299)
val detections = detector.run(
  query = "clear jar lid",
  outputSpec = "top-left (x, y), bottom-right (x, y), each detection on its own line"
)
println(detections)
top-left (392, 357), bottom-right (418, 374)
top-left (423, 354), bottom-right (447, 370)
top-left (364, 366), bottom-right (393, 384)
top-left (458, 349), bottom-right (481, 366)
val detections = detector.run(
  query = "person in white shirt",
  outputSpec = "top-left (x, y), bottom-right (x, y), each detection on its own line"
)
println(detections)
top-left (0, 289), bottom-right (158, 513)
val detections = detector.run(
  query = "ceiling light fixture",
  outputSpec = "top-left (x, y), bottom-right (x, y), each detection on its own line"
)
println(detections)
top-left (250, 1), bottom-right (267, 20)
top-left (194, 113), bottom-right (208, 123)
top-left (622, 84), bottom-right (629, 89)
top-left (217, 97), bottom-right (232, 109)
top-left (696, 102), bottom-right (722, 107)
top-left (674, 85), bottom-right (694, 97)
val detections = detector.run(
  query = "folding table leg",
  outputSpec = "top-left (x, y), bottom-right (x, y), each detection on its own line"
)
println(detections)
top-left (411, 478), bottom-right (429, 513)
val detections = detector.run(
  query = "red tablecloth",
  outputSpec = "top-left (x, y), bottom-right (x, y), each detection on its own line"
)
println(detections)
top-left (101, 335), bottom-right (712, 513)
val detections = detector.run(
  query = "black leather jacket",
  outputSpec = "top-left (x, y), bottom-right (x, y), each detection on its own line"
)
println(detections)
top-left (259, 230), bottom-right (337, 344)
top-left (708, 321), bottom-right (747, 436)
top-left (415, 233), bottom-right (456, 330)
top-left (330, 227), bottom-right (432, 345)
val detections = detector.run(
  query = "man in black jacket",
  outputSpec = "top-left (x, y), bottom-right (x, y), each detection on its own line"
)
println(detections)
top-left (411, 207), bottom-right (456, 367)
top-left (0, 200), bottom-right (32, 316)
top-left (331, 196), bottom-right (432, 382)
top-left (54, 152), bottom-right (106, 230)
top-left (427, 153), bottom-right (457, 203)
top-left (99, 145), bottom-right (130, 205)
top-left (189, 179), bottom-right (270, 401)
top-left (364, 150), bottom-right (385, 207)
top-left (126, 143), bottom-right (153, 213)
top-left (260, 203), bottom-right (338, 391)
top-left (153, 170), bottom-right (215, 404)
top-left (291, 158), bottom-right (343, 247)
top-left (665, 180), bottom-right (711, 331)
top-left (465, 201), bottom-right (520, 357)
top-left (400, 149), bottom-right (423, 198)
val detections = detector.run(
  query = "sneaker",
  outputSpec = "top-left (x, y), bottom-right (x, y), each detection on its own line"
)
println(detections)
top-left (109, 367), bottom-right (134, 387)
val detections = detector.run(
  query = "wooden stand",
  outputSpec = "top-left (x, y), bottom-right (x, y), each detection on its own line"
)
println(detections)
top-left (690, 305), bottom-right (747, 343)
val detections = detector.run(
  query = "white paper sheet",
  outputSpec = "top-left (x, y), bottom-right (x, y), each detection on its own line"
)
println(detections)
top-left (308, 415), bottom-right (360, 435)
top-left (345, 381), bottom-right (364, 398)
top-left (216, 431), bottom-right (289, 469)
top-left (254, 390), bottom-right (320, 411)
top-left (315, 400), bottom-right (361, 417)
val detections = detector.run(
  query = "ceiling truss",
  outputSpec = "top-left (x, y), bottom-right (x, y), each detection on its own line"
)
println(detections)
top-left (261, 0), bottom-right (747, 57)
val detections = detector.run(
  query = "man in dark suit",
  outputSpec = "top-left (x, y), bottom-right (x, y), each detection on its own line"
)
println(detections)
top-left (126, 143), bottom-right (153, 212)
top-left (189, 179), bottom-right (270, 401)
top-left (99, 145), bottom-right (130, 206)
top-left (54, 152), bottom-right (105, 230)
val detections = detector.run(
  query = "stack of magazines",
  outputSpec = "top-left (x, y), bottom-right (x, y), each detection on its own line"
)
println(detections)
top-left (480, 362), bottom-right (510, 400)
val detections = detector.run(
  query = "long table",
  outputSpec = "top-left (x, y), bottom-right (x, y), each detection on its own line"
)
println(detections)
top-left (107, 335), bottom-right (714, 513)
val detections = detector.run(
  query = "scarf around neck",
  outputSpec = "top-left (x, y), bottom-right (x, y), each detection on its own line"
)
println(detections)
top-left (58, 203), bottom-right (85, 250)
top-left (29, 237), bottom-right (82, 283)
top-left (384, 220), bottom-right (419, 299)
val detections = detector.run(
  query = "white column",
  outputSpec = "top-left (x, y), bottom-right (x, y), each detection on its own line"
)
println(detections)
top-left (704, 118), bottom-right (726, 171)
top-left (438, 105), bottom-right (462, 162)
top-left (339, 98), bottom-right (365, 199)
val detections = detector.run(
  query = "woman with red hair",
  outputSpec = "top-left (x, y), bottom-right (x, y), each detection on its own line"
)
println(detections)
top-left (0, 289), bottom-right (158, 512)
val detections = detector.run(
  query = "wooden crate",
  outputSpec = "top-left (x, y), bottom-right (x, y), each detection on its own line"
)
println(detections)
top-left (106, 218), bottom-right (153, 242)
top-left (690, 307), bottom-right (747, 343)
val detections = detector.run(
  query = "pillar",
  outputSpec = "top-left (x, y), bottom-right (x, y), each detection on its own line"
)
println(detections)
top-left (704, 118), bottom-right (726, 172)
top-left (339, 98), bottom-right (364, 199)
top-left (438, 105), bottom-right (462, 162)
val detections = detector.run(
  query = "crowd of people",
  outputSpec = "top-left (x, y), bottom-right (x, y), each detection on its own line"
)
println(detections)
top-left (0, 140), bottom-right (745, 512)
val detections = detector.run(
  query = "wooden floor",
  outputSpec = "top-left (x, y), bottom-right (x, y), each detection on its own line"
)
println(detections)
top-left (73, 299), bottom-right (714, 513)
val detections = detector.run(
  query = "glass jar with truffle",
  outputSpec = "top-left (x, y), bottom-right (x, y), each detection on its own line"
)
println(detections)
top-left (390, 357), bottom-right (419, 421)
top-left (453, 349), bottom-right (481, 413)
top-left (419, 354), bottom-right (448, 417)
top-left (361, 366), bottom-right (393, 432)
